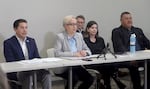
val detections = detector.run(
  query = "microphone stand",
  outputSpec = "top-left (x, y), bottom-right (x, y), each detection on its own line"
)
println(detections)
top-left (97, 43), bottom-right (117, 60)
top-left (107, 47), bottom-right (117, 59)
top-left (97, 48), bottom-right (107, 60)
top-left (103, 52), bottom-right (106, 60)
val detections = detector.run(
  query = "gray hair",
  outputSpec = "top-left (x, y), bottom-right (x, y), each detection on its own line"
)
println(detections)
top-left (63, 15), bottom-right (76, 26)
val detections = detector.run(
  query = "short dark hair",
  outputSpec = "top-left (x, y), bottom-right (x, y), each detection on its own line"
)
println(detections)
top-left (13, 19), bottom-right (27, 29)
top-left (76, 15), bottom-right (85, 20)
top-left (85, 21), bottom-right (99, 37)
top-left (120, 11), bottom-right (131, 19)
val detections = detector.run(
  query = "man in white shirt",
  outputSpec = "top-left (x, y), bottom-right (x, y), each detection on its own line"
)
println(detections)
top-left (4, 19), bottom-right (51, 89)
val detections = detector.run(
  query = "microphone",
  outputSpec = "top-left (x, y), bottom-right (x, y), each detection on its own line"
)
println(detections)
top-left (97, 46), bottom-right (107, 60)
top-left (97, 42), bottom-right (117, 59)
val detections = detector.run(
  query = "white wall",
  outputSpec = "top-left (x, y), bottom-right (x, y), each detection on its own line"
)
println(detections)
top-left (0, 0), bottom-right (150, 62)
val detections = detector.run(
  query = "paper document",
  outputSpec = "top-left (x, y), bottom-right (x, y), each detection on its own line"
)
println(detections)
top-left (61, 54), bottom-right (98, 60)
top-left (41, 58), bottom-right (63, 62)
top-left (17, 58), bottom-right (63, 64)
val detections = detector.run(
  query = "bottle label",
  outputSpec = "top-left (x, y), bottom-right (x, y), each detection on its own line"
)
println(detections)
top-left (130, 46), bottom-right (135, 53)
top-left (130, 39), bottom-right (136, 45)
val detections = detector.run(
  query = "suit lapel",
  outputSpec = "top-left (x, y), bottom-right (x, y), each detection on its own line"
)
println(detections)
top-left (74, 34), bottom-right (80, 50)
top-left (63, 31), bottom-right (71, 51)
top-left (13, 36), bottom-right (25, 58)
top-left (26, 38), bottom-right (31, 59)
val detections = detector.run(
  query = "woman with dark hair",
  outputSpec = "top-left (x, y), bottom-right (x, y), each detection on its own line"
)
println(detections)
top-left (84, 21), bottom-right (105, 54)
top-left (84, 21), bottom-right (126, 89)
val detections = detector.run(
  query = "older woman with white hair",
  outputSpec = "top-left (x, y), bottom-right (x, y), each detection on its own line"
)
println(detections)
top-left (54, 15), bottom-right (94, 89)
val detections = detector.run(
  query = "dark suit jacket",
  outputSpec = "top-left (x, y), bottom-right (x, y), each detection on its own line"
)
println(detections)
top-left (3, 35), bottom-right (40, 80)
top-left (112, 25), bottom-right (150, 53)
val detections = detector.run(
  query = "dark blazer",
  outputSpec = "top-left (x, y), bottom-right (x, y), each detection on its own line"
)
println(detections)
top-left (4, 35), bottom-right (40, 62)
top-left (3, 35), bottom-right (40, 80)
top-left (112, 25), bottom-right (150, 53)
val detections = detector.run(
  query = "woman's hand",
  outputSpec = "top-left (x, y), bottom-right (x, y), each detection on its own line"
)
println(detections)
top-left (74, 50), bottom-right (87, 57)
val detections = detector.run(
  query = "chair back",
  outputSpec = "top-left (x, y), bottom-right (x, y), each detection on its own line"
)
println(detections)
top-left (47, 48), bottom-right (55, 57)
top-left (47, 48), bottom-right (67, 74)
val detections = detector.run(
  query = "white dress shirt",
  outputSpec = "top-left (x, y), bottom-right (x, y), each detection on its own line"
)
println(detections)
top-left (16, 35), bottom-right (29, 60)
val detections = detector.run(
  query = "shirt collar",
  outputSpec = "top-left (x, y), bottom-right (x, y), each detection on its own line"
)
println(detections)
top-left (16, 35), bottom-right (27, 43)
top-left (77, 29), bottom-right (83, 33)
top-left (63, 31), bottom-right (76, 40)
top-left (67, 35), bottom-right (76, 40)
top-left (120, 25), bottom-right (133, 31)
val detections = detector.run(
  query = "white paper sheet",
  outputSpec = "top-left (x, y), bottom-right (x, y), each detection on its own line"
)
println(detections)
top-left (17, 58), bottom-right (63, 64)
top-left (61, 54), bottom-right (99, 60)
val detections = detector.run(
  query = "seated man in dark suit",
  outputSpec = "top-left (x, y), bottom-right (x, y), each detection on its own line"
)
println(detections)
top-left (112, 11), bottom-right (150, 89)
top-left (76, 15), bottom-right (85, 34)
top-left (3, 19), bottom-right (51, 89)
top-left (76, 15), bottom-right (88, 38)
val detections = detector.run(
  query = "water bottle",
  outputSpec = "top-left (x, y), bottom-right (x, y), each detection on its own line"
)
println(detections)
top-left (130, 33), bottom-right (136, 54)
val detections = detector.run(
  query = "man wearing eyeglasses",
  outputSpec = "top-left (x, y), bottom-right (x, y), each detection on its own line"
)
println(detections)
top-left (76, 15), bottom-right (86, 35)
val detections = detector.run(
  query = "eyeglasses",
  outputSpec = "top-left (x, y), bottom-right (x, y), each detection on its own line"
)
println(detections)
top-left (77, 21), bottom-right (85, 24)
top-left (66, 23), bottom-right (77, 26)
